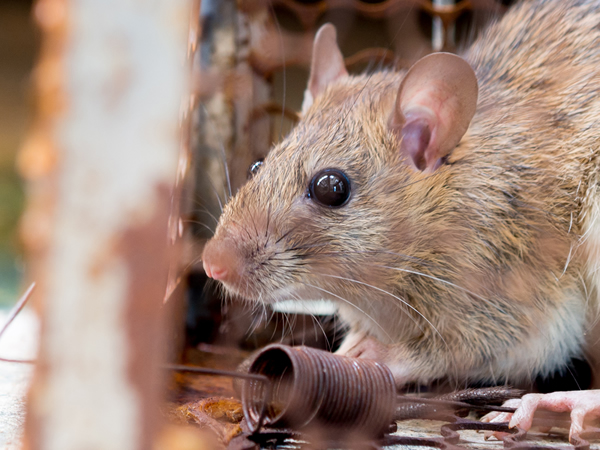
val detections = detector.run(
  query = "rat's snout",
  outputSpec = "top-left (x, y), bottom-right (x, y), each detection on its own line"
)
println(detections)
top-left (202, 236), bottom-right (242, 286)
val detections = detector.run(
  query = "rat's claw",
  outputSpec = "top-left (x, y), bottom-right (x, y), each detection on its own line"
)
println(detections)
top-left (481, 399), bottom-right (521, 441)
top-left (481, 410), bottom-right (513, 435)
top-left (569, 406), bottom-right (586, 441)
top-left (481, 411), bottom-right (511, 423)
top-left (506, 390), bottom-right (600, 443)
top-left (481, 398), bottom-right (521, 423)
top-left (508, 394), bottom-right (542, 430)
top-left (481, 398), bottom-right (521, 441)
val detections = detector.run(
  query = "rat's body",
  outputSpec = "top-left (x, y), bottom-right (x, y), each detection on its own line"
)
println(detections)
top-left (203, 0), bottom-right (600, 435)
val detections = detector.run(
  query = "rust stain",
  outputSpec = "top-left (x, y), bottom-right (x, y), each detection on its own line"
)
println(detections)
top-left (176, 397), bottom-right (243, 445)
top-left (118, 184), bottom-right (177, 450)
top-left (17, 128), bottom-right (58, 180)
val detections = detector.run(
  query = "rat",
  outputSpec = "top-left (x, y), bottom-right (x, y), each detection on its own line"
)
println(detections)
top-left (202, 0), bottom-right (600, 440)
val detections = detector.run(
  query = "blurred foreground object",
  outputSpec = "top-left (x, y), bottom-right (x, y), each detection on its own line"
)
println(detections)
top-left (19, 0), bottom-right (192, 448)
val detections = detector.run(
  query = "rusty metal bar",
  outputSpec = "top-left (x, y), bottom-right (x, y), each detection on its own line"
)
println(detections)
top-left (20, 0), bottom-right (191, 448)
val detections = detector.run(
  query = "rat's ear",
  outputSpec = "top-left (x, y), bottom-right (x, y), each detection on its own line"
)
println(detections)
top-left (389, 52), bottom-right (478, 172)
top-left (301, 23), bottom-right (348, 114)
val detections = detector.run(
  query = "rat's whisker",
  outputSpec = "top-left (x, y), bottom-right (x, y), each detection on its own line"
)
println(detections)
top-left (275, 223), bottom-right (304, 244)
top-left (265, 203), bottom-right (272, 242)
top-left (300, 281), bottom-right (394, 343)
top-left (297, 247), bottom-right (434, 267)
top-left (287, 242), bottom-right (336, 252)
top-left (185, 221), bottom-right (215, 236)
top-left (373, 264), bottom-right (508, 316)
top-left (230, 219), bottom-right (255, 242)
top-left (285, 291), bottom-right (331, 349)
top-left (249, 208), bottom-right (262, 242)
top-left (318, 274), bottom-right (450, 354)
top-left (247, 301), bottom-right (266, 339)
top-left (222, 147), bottom-right (232, 202)
top-left (199, 102), bottom-right (232, 201)
top-left (269, 2), bottom-right (287, 143)
top-left (195, 164), bottom-right (226, 214)
top-left (280, 310), bottom-right (293, 343)
top-left (189, 203), bottom-right (220, 226)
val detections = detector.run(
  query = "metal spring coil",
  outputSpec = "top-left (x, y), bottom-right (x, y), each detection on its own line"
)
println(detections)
top-left (242, 344), bottom-right (396, 438)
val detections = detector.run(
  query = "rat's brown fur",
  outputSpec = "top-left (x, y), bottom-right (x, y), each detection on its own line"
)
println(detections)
top-left (205, 0), bottom-right (600, 387)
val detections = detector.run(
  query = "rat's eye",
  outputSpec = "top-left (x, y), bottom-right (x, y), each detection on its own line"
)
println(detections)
top-left (308, 168), bottom-right (351, 207)
top-left (248, 159), bottom-right (264, 179)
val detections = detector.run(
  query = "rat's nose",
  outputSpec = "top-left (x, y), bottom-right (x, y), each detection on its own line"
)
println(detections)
top-left (202, 237), bottom-right (240, 285)
top-left (202, 260), bottom-right (228, 281)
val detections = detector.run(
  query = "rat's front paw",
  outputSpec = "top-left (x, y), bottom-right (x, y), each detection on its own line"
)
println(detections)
top-left (335, 333), bottom-right (416, 385)
top-left (482, 390), bottom-right (600, 442)
top-left (335, 332), bottom-right (388, 361)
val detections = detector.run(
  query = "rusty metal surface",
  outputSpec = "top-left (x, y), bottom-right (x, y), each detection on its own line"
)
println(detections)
top-left (165, 345), bottom-right (600, 449)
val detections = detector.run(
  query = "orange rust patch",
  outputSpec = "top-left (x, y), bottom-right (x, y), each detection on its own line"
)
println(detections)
top-left (201, 397), bottom-right (243, 423)
top-left (17, 129), bottom-right (58, 181)
top-left (176, 397), bottom-right (243, 444)
top-left (119, 183), bottom-right (176, 450)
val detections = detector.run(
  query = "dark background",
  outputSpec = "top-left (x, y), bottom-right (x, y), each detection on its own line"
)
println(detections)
top-left (0, 0), bottom-right (37, 307)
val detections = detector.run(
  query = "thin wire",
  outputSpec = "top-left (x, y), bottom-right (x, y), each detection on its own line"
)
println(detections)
top-left (0, 282), bottom-right (36, 364)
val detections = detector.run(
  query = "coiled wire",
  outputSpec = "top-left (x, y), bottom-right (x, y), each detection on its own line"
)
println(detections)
top-left (242, 344), bottom-right (396, 437)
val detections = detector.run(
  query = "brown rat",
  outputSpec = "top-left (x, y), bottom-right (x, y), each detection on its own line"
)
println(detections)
top-left (202, 0), bottom-right (600, 436)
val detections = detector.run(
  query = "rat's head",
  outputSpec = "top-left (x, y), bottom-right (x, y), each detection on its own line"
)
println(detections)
top-left (202, 24), bottom-right (478, 316)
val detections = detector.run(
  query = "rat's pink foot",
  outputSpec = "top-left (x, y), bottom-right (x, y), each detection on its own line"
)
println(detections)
top-left (335, 333), bottom-right (415, 385)
top-left (482, 390), bottom-right (600, 442)
top-left (335, 332), bottom-right (387, 361)
top-left (481, 398), bottom-right (521, 441)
